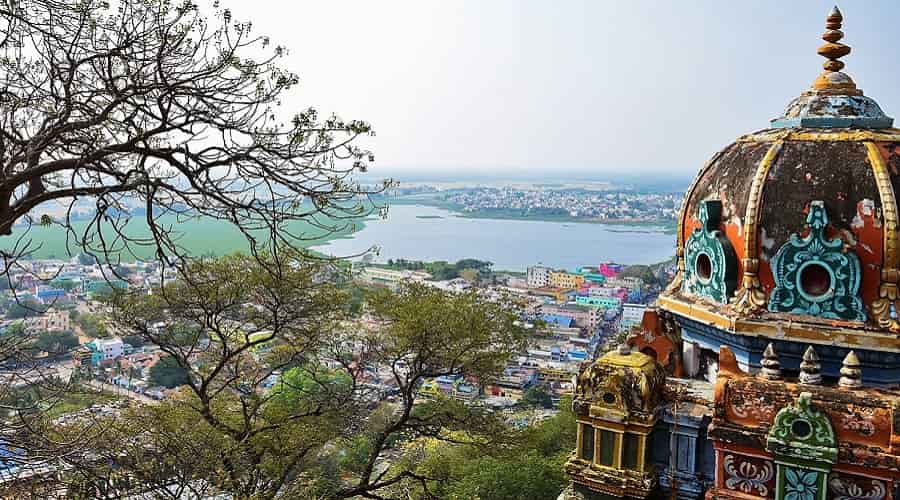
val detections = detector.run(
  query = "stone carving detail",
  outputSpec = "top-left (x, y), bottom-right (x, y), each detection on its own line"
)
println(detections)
top-left (731, 397), bottom-right (776, 423)
top-left (574, 357), bottom-right (664, 419)
top-left (760, 342), bottom-right (782, 380)
top-left (723, 454), bottom-right (774, 496)
top-left (828, 476), bottom-right (887, 500)
top-left (840, 406), bottom-right (877, 437)
top-left (683, 200), bottom-right (738, 303)
top-left (799, 346), bottom-right (822, 385)
top-left (839, 350), bottom-right (863, 388)
top-left (768, 201), bottom-right (866, 321)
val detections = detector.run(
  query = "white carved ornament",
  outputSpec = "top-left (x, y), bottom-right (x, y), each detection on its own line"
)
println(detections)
top-left (723, 454), bottom-right (774, 496)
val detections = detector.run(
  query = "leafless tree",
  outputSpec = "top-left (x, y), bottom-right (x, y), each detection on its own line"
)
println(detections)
top-left (0, 0), bottom-right (381, 275)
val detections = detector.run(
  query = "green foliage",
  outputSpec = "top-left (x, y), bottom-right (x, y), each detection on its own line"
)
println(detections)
top-left (445, 452), bottom-right (567, 500)
top-left (521, 385), bottom-right (554, 409)
top-left (271, 365), bottom-right (352, 414)
top-left (149, 355), bottom-right (189, 389)
top-left (6, 299), bottom-right (44, 319)
top-left (122, 335), bottom-right (145, 348)
top-left (378, 258), bottom-right (494, 281)
top-left (3, 321), bottom-right (25, 337)
top-left (413, 396), bottom-right (576, 499)
top-left (67, 256), bottom-right (529, 499)
top-left (75, 313), bottom-right (108, 338)
top-left (366, 283), bottom-right (528, 383)
top-left (3, 382), bottom-right (118, 418)
top-left (50, 278), bottom-right (80, 292)
top-left (33, 330), bottom-right (79, 355)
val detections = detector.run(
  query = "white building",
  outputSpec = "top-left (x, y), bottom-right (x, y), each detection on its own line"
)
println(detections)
top-left (526, 265), bottom-right (552, 288)
top-left (606, 276), bottom-right (644, 290)
top-left (588, 286), bottom-right (623, 297)
top-left (359, 267), bottom-right (431, 290)
top-left (620, 303), bottom-right (647, 329)
top-left (91, 337), bottom-right (124, 363)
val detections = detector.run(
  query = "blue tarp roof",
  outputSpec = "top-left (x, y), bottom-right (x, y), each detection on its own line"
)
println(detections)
top-left (542, 314), bottom-right (574, 327)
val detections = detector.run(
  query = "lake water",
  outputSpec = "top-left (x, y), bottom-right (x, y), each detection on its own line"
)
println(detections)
top-left (313, 205), bottom-right (675, 271)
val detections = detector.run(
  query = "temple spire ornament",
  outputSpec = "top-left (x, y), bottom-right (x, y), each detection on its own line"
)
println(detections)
top-left (760, 343), bottom-right (782, 380)
top-left (799, 346), bottom-right (822, 385)
top-left (813, 6), bottom-right (855, 91)
top-left (839, 351), bottom-right (862, 388)
top-left (771, 7), bottom-right (893, 128)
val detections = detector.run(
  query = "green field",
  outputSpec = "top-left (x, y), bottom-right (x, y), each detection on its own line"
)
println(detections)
top-left (7, 212), bottom-right (370, 261)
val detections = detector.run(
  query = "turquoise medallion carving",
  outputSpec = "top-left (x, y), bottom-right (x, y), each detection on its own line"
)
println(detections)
top-left (767, 392), bottom-right (836, 500)
top-left (768, 201), bottom-right (866, 321)
top-left (682, 200), bottom-right (738, 303)
top-left (783, 467), bottom-right (820, 500)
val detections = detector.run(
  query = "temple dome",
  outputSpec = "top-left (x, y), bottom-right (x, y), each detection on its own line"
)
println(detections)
top-left (660, 7), bottom-right (900, 375)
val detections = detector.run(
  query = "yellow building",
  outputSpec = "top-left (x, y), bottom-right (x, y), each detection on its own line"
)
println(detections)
top-left (549, 271), bottom-right (584, 290)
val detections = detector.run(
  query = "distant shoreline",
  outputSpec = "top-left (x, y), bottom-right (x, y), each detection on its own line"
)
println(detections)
top-left (390, 196), bottom-right (677, 234)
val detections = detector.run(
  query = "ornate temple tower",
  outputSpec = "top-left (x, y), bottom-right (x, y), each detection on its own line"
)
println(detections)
top-left (565, 7), bottom-right (900, 500)
top-left (642, 6), bottom-right (900, 384)
top-left (565, 344), bottom-right (666, 498)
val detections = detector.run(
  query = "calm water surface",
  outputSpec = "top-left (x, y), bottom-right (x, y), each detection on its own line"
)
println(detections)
top-left (313, 205), bottom-right (675, 271)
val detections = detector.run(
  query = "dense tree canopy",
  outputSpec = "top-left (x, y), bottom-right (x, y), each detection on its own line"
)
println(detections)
top-left (148, 354), bottom-right (189, 388)
top-left (38, 256), bottom-right (530, 498)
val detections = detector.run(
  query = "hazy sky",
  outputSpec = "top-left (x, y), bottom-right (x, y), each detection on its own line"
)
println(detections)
top-left (227, 1), bottom-right (900, 178)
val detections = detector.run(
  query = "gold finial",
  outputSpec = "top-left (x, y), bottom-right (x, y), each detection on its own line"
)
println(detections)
top-left (818, 6), bottom-right (850, 71)
top-left (812, 6), bottom-right (857, 93)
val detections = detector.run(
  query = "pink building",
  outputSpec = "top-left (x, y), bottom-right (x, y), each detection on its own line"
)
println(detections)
top-left (596, 263), bottom-right (623, 278)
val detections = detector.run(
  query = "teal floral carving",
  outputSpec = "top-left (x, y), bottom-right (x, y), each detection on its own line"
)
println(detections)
top-left (784, 467), bottom-right (819, 500)
top-left (682, 200), bottom-right (738, 303)
top-left (768, 201), bottom-right (866, 321)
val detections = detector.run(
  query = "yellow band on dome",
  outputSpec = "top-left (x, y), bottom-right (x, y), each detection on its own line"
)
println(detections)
top-left (738, 129), bottom-right (900, 143)
top-left (743, 141), bottom-right (784, 264)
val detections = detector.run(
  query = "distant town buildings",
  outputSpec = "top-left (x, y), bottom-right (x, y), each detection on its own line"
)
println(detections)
top-left (423, 187), bottom-right (681, 224)
top-left (526, 265), bottom-right (552, 288)
top-left (24, 309), bottom-right (70, 333)
top-left (357, 267), bottom-right (431, 290)
top-left (620, 303), bottom-right (646, 330)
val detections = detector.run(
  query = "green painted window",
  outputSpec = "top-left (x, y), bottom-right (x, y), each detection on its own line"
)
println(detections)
top-left (580, 425), bottom-right (594, 461)
top-left (600, 430), bottom-right (616, 466)
top-left (622, 433), bottom-right (640, 470)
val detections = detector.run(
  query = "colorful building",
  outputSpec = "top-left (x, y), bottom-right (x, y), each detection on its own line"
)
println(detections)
top-left (575, 295), bottom-right (621, 310)
top-left (551, 271), bottom-right (586, 290)
top-left (562, 8), bottom-right (900, 500)
top-left (86, 337), bottom-right (124, 366)
top-left (597, 263), bottom-right (623, 278)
